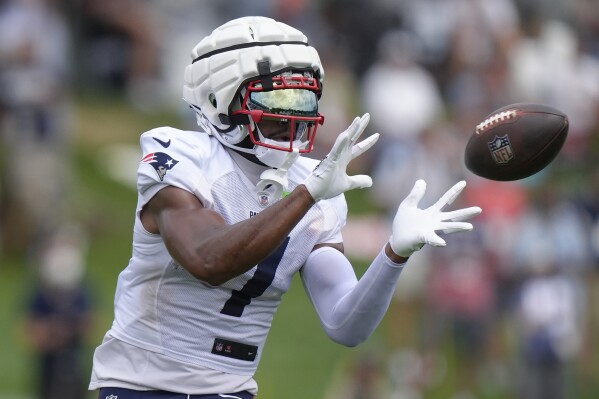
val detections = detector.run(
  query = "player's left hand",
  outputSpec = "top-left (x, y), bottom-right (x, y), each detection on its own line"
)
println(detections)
top-left (389, 180), bottom-right (482, 258)
top-left (304, 113), bottom-right (379, 202)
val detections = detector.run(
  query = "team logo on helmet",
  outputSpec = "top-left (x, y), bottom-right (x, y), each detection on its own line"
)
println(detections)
top-left (141, 152), bottom-right (179, 181)
top-left (488, 135), bottom-right (514, 164)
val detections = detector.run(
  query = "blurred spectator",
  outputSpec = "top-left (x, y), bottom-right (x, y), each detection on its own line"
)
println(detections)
top-left (77, 0), bottom-right (162, 111)
top-left (361, 30), bottom-right (447, 214)
top-left (325, 353), bottom-right (389, 399)
top-left (23, 225), bottom-right (94, 399)
top-left (444, 0), bottom-right (520, 129)
top-left (320, 0), bottom-right (399, 78)
top-left (506, 17), bottom-right (599, 162)
top-left (387, 347), bottom-right (447, 399)
top-left (463, 178), bottom-right (528, 309)
top-left (572, 0), bottom-right (599, 59)
top-left (516, 263), bottom-right (584, 399)
top-left (421, 229), bottom-right (496, 398)
top-left (0, 0), bottom-right (72, 256)
top-left (362, 29), bottom-right (444, 146)
top-left (583, 166), bottom-right (599, 264)
top-left (508, 179), bottom-right (592, 399)
top-left (448, 0), bottom-right (520, 69)
top-left (510, 180), bottom-right (593, 277)
top-left (390, 0), bottom-right (520, 91)
top-left (142, 1), bottom-right (218, 115)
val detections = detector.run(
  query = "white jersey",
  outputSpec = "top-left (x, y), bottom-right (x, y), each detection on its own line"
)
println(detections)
top-left (91, 127), bottom-right (347, 388)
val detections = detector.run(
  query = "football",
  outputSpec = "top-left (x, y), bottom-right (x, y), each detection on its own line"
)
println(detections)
top-left (464, 103), bottom-right (569, 181)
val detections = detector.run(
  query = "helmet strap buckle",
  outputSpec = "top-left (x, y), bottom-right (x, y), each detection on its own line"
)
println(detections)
top-left (255, 149), bottom-right (299, 202)
top-left (257, 60), bottom-right (274, 91)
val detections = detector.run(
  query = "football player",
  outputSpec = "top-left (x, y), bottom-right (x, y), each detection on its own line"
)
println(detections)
top-left (89, 16), bottom-right (482, 399)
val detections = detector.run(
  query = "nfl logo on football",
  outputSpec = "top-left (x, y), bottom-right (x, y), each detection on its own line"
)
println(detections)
top-left (488, 135), bottom-right (514, 164)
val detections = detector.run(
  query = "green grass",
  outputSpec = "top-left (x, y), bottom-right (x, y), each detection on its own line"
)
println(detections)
top-left (0, 259), bottom-right (36, 394)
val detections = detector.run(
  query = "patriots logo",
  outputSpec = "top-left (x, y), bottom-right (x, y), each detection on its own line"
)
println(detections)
top-left (141, 152), bottom-right (179, 181)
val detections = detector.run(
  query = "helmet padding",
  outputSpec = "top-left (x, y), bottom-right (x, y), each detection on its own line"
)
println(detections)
top-left (183, 16), bottom-right (324, 138)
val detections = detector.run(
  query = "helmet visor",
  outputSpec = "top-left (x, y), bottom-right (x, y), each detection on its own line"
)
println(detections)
top-left (231, 74), bottom-right (324, 153)
top-left (249, 88), bottom-right (318, 116)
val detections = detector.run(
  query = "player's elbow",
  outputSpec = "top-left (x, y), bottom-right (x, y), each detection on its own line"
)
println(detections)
top-left (197, 272), bottom-right (229, 286)
top-left (321, 314), bottom-right (376, 347)
top-left (180, 258), bottom-right (230, 286)
top-left (195, 267), bottom-right (231, 286)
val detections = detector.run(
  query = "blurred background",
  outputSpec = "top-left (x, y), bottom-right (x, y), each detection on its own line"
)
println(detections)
top-left (1, 0), bottom-right (599, 399)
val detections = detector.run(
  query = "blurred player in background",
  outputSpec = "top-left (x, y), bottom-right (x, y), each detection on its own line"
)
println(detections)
top-left (25, 226), bottom-right (93, 399)
top-left (89, 16), bottom-right (481, 399)
top-left (0, 0), bottom-right (72, 256)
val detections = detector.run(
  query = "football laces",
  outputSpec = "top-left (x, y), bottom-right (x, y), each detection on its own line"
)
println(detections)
top-left (475, 110), bottom-right (517, 134)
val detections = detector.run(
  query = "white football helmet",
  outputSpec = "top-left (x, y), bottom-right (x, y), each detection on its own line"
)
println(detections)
top-left (183, 16), bottom-right (325, 168)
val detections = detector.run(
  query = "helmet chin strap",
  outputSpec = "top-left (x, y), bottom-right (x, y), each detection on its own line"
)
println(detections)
top-left (196, 112), bottom-right (303, 201)
top-left (255, 149), bottom-right (300, 201)
top-left (253, 122), bottom-right (308, 167)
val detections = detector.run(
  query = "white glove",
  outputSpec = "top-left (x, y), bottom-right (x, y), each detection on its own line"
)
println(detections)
top-left (389, 180), bottom-right (482, 258)
top-left (304, 113), bottom-right (380, 202)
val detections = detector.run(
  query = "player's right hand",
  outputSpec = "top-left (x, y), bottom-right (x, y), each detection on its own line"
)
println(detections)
top-left (303, 113), bottom-right (379, 202)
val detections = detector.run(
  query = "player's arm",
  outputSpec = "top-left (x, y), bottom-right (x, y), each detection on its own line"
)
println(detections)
top-left (141, 114), bottom-right (377, 286)
top-left (141, 184), bottom-right (315, 286)
top-left (301, 245), bottom-right (405, 347)
top-left (301, 180), bottom-right (481, 347)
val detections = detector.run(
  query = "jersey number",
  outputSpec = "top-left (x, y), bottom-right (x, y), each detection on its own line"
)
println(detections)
top-left (220, 237), bottom-right (290, 317)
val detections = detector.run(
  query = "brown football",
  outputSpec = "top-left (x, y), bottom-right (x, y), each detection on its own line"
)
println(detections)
top-left (464, 103), bottom-right (569, 181)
